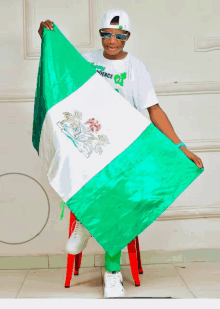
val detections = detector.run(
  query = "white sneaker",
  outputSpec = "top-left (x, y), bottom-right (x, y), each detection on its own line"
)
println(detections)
top-left (104, 271), bottom-right (125, 298)
top-left (66, 220), bottom-right (92, 255)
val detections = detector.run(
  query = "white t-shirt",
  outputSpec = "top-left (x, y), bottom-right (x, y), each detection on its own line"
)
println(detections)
top-left (82, 50), bottom-right (159, 112)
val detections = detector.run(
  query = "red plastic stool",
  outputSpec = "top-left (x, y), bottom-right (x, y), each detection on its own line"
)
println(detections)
top-left (65, 211), bottom-right (143, 287)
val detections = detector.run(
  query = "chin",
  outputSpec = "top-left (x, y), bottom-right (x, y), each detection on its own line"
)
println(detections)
top-left (105, 48), bottom-right (122, 55)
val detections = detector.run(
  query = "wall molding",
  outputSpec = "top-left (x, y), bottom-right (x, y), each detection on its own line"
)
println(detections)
top-left (6, 82), bottom-right (219, 101)
top-left (155, 81), bottom-right (220, 96)
top-left (195, 34), bottom-right (220, 52)
top-left (178, 139), bottom-right (220, 152)
top-left (23, 0), bottom-right (102, 59)
top-left (158, 205), bottom-right (220, 221)
top-left (0, 89), bottom-right (35, 102)
top-left (2, 81), bottom-right (220, 103)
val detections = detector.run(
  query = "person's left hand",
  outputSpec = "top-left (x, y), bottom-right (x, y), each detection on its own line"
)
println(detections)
top-left (180, 148), bottom-right (204, 169)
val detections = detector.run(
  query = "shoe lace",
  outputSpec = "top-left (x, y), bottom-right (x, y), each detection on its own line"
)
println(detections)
top-left (70, 219), bottom-right (92, 240)
top-left (70, 220), bottom-right (84, 239)
top-left (106, 273), bottom-right (122, 287)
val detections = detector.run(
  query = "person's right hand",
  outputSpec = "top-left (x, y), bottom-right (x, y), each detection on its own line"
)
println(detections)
top-left (38, 20), bottom-right (53, 38)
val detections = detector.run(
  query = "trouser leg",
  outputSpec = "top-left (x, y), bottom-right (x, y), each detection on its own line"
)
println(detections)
top-left (105, 250), bottom-right (121, 272)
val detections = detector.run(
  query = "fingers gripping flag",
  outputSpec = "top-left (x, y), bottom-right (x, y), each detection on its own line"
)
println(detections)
top-left (32, 23), bottom-right (204, 257)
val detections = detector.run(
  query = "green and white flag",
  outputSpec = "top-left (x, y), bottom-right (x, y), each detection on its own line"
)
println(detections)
top-left (32, 24), bottom-right (204, 257)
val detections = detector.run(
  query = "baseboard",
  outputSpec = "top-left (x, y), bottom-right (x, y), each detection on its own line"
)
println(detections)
top-left (1, 249), bottom-right (220, 270)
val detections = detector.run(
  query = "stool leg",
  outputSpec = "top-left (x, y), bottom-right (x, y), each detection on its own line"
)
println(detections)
top-left (64, 210), bottom-right (76, 287)
top-left (65, 253), bottom-right (75, 287)
top-left (74, 251), bottom-right (82, 275)
top-left (74, 254), bottom-right (79, 275)
top-left (127, 239), bottom-right (140, 286)
top-left (135, 236), bottom-right (143, 274)
top-left (78, 252), bottom-right (83, 269)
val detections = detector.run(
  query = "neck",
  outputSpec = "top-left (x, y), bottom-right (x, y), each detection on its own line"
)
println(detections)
top-left (103, 50), bottom-right (127, 60)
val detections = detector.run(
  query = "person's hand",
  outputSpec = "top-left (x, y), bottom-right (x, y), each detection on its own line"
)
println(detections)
top-left (38, 20), bottom-right (53, 38)
top-left (180, 147), bottom-right (204, 169)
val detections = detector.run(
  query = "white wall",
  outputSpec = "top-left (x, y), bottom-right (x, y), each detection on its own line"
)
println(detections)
top-left (0, 0), bottom-right (219, 256)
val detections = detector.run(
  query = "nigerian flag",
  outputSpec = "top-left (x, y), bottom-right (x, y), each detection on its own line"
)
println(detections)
top-left (32, 23), bottom-right (204, 257)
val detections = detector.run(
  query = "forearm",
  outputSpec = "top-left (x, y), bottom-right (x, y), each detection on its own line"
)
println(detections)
top-left (149, 108), bottom-right (186, 151)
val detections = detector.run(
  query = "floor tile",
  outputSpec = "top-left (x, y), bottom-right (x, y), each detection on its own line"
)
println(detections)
top-left (0, 282), bottom-right (24, 298)
top-left (0, 269), bottom-right (28, 283)
top-left (1, 261), bottom-right (220, 299)
top-left (174, 261), bottom-right (220, 298)
top-left (187, 290), bottom-right (220, 298)
top-left (101, 264), bottom-right (195, 299)
top-left (0, 269), bottom-right (28, 298)
top-left (17, 267), bottom-right (103, 299)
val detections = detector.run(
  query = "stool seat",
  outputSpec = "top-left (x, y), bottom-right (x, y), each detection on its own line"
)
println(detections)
top-left (65, 211), bottom-right (143, 287)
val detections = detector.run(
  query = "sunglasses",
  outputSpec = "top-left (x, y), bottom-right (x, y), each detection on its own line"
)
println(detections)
top-left (99, 30), bottom-right (128, 41)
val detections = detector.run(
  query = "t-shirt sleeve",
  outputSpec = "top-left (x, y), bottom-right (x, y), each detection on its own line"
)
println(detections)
top-left (131, 58), bottom-right (159, 112)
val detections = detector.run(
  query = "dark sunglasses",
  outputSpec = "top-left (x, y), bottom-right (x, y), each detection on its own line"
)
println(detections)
top-left (99, 30), bottom-right (128, 41)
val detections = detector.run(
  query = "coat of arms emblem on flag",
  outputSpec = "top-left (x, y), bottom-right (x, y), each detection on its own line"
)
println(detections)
top-left (32, 23), bottom-right (204, 257)
top-left (57, 110), bottom-right (109, 158)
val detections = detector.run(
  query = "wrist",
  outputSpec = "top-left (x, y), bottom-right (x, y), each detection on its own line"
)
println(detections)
top-left (180, 146), bottom-right (189, 154)
top-left (176, 142), bottom-right (186, 148)
top-left (175, 142), bottom-right (188, 152)
top-left (180, 145), bottom-right (187, 150)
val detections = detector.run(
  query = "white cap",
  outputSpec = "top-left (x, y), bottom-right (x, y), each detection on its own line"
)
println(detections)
top-left (100, 9), bottom-right (131, 32)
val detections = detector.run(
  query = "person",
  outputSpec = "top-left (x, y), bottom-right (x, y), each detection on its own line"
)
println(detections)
top-left (38, 9), bottom-right (204, 298)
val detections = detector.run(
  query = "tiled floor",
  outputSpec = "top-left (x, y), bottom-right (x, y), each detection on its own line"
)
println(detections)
top-left (1, 262), bottom-right (220, 299)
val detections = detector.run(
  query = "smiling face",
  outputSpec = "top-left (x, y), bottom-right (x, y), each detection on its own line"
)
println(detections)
top-left (99, 22), bottom-right (130, 60)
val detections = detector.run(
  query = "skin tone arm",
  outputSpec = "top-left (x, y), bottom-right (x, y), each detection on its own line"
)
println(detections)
top-left (147, 104), bottom-right (204, 169)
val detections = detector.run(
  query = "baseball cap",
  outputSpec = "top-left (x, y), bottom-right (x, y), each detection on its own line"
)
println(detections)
top-left (100, 9), bottom-right (131, 32)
